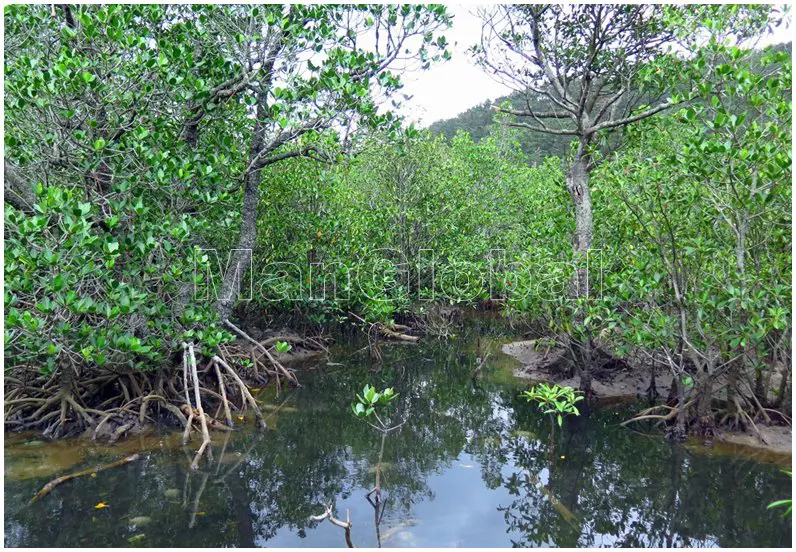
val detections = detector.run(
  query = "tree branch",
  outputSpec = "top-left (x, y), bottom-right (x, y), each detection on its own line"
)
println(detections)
top-left (588, 99), bottom-right (681, 133)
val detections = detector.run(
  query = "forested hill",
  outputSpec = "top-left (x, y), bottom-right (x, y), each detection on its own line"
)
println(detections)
top-left (427, 41), bottom-right (792, 161)
top-left (427, 91), bottom-right (575, 160)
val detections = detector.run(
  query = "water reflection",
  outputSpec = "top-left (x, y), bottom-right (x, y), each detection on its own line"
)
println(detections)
top-left (4, 323), bottom-right (792, 547)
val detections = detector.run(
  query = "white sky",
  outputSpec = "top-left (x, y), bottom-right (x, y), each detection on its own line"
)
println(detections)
top-left (400, 3), bottom-right (793, 128)
top-left (398, 5), bottom-right (511, 127)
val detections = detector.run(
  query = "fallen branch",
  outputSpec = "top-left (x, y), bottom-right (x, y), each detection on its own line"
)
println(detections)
top-left (30, 454), bottom-right (140, 503)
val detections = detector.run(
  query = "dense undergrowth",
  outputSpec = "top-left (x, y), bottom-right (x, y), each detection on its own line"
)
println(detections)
top-left (3, 4), bottom-right (792, 445)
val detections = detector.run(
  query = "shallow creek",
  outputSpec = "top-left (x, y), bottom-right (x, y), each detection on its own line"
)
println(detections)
top-left (4, 321), bottom-right (792, 547)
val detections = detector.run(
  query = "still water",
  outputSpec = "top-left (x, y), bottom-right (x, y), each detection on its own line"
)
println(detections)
top-left (4, 322), bottom-right (792, 547)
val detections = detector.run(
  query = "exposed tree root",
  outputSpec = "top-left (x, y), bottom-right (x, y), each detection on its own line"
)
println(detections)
top-left (214, 362), bottom-right (234, 428)
top-left (183, 342), bottom-right (213, 471)
top-left (5, 329), bottom-right (294, 447)
top-left (6, 316), bottom-right (325, 483)
top-left (620, 400), bottom-right (695, 427)
top-left (30, 453), bottom-right (140, 503)
top-left (213, 355), bottom-right (266, 429)
top-left (224, 319), bottom-right (300, 386)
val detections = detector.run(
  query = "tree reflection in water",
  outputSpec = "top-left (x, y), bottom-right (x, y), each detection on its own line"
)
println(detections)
top-left (4, 322), bottom-right (792, 547)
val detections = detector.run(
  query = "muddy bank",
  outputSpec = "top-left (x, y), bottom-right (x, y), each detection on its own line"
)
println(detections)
top-left (713, 425), bottom-right (793, 456)
top-left (503, 339), bottom-right (792, 458)
top-left (502, 340), bottom-right (671, 399)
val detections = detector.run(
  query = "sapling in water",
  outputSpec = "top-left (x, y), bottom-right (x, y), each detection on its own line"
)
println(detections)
top-left (522, 382), bottom-right (584, 427)
top-left (351, 384), bottom-right (400, 432)
top-left (351, 384), bottom-right (403, 546)
top-left (521, 382), bottom-right (583, 462)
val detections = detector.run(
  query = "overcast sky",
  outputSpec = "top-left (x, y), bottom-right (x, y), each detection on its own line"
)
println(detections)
top-left (398, 5), bottom-right (511, 127)
top-left (400, 4), bottom-right (793, 128)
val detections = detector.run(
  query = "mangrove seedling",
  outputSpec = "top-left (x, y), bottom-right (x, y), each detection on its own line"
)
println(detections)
top-left (275, 341), bottom-right (292, 354)
top-left (351, 383), bottom-right (403, 536)
top-left (352, 384), bottom-right (398, 430)
top-left (523, 383), bottom-right (583, 427)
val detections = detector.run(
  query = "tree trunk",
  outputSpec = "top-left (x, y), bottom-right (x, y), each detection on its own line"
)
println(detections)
top-left (674, 375), bottom-right (687, 439)
top-left (566, 146), bottom-right (594, 395)
top-left (216, 103), bottom-right (266, 321)
top-left (567, 153), bottom-right (593, 293)
top-left (694, 366), bottom-right (714, 436)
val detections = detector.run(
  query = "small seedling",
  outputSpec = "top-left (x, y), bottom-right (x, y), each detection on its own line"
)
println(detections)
top-left (352, 384), bottom-right (397, 419)
top-left (275, 341), bottom-right (292, 354)
top-left (522, 382), bottom-right (583, 427)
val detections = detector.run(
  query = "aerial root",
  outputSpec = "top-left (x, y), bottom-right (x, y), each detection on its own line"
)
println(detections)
top-left (224, 319), bottom-right (300, 386)
top-left (6, 330), bottom-right (290, 447)
top-left (740, 408), bottom-right (768, 444)
top-left (213, 355), bottom-right (266, 429)
top-left (214, 361), bottom-right (234, 428)
top-left (183, 342), bottom-right (212, 471)
top-left (620, 400), bottom-right (695, 427)
top-left (763, 408), bottom-right (791, 426)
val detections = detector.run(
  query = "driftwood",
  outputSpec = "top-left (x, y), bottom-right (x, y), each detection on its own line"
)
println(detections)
top-left (311, 505), bottom-right (354, 548)
top-left (30, 453), bottom-right (140, 503)
top-left (377, 323), bottom-right (419, 342)
top-left (348, 312), bottom-right (419, 343)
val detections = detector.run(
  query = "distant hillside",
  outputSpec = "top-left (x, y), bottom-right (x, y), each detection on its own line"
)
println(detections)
top-left (426, 91), bottom-right (575, 161)
top-left (427, 42), bottom-right (791, 163)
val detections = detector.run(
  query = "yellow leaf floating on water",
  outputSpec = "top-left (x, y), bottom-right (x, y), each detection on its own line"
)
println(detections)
top-left (90, 473), bottom-right (97, 478)
top-left (94, 501), bottom-right (109, 509)
top-left (249, 388), bottom-right (261, 393)
top-left (560, 455), bottom-right (566, 459)
top-left (236, 416), bottom-right (245, 422)
top-left (197, 512), bottom-right (206, 516)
